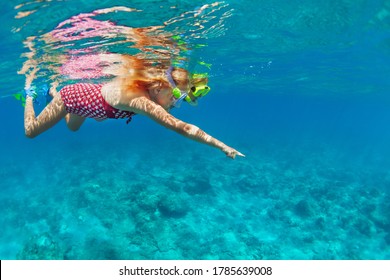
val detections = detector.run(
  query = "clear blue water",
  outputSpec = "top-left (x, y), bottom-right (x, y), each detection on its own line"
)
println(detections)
top-left (1, 0), bottom-right (390, 260)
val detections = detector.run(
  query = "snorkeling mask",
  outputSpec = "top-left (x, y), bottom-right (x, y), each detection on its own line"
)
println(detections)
top-left (190, 84), bottom-right (210, 98)
top-left (166, 67), bottom-right (211, 107)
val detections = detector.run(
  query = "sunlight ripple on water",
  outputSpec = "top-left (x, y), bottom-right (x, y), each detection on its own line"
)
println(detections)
top-left (12, 1), bottom-right (232, 88)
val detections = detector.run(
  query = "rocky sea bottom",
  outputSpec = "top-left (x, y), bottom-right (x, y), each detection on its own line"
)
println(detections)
top-left (1, 138), bottom-right (389, 260)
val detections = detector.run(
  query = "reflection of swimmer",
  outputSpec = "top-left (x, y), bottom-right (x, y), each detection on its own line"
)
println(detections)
top-left (19, 6), bottom-right (175, 82)
top-left (23, 55), bottom-right (244, 159)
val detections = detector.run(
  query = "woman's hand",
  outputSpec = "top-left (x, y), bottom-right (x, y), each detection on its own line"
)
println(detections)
top-left (223, 146), bottom-right (245, 159)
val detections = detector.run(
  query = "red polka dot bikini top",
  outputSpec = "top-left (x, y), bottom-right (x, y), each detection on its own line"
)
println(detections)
top-left (59, 83), bottom-right (135, 124)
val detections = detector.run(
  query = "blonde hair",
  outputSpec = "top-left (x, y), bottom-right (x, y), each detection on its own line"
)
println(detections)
top-left (133, 65), bottom-right (191, 90)
top-left (171, 68), bottom-right (189, 88)
top-left (190, 74), bottom-right (208, 86)
top-left (171, 68), bottom-right (208, 88)
top-left (122, 57), bottom-right (207, 92)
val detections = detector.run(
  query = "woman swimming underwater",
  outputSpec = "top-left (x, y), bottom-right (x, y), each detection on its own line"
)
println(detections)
top-left (23, 54), bottom-right (244, 159)
top-left (20, 6), bottom-right (244, 159)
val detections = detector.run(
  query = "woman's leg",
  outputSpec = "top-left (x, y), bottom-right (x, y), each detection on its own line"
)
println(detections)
top-left (65, 114), bottom-right (86, 131)
top-left (48, 83), bottom-right (86, 131)
top-left (24, 94), bottom-right (67, 138)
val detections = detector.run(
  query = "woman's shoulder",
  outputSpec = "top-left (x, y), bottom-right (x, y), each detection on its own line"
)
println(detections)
top-left (102, 77), bottom-right (148, 103)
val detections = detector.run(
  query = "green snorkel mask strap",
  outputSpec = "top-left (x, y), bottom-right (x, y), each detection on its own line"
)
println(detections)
top-left (166, 66), bottom-right (190, 108)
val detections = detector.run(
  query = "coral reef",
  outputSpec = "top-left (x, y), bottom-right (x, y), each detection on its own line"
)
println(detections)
top-left (1, 139), bottom-right (390, 260)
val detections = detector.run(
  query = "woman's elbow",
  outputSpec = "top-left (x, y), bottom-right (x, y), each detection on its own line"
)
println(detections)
top-left (25, 128), bottom-right (37, 139)
top-left (182, 123), bottom-right (200, 137)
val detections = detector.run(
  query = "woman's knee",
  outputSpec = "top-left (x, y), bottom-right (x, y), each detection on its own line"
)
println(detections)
top-left (66, 114), bottom-right (85, 132)
top-left (67, 125), bottom-right (81, 132)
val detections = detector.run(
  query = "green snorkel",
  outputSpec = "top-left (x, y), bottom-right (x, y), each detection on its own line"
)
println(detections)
top-left (190, 73), bottom-right (210, 98)
top-left (168, 35), bottom-right (211, 106)
top-left (0, 87), bottom-right (38, 107)
top-left (166, 67), bottom-right (211, 107)
top-left (0, 93), bottom-right (27, 107)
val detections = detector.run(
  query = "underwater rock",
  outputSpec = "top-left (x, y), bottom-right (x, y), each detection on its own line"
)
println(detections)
top-left (83, 237), bottom-right (120, 260)
top-left (157, 194), bottom-right (189, 218)
top-left (385, 233), bottom-right (390, 245)
top-left (315, 216), bottom-right (326, 230)
top-left (355, 217), bottom-right (374, 237)
top-left (17, 233), bottom-right (64, 259)
top-left (136, 192), bottom-right (159, 212)
top-left (294, 199), bottom-right (314, 218)
top-left (183, 178), bottom-right (212, 195)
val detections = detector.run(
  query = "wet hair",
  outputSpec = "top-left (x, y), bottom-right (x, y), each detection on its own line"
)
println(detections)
top-left (171, 67), bottom-right (189, 88)
top-left (137, 66), bottom-right (191, 90)
top-left (123, 57), bottom-right (207, 92)
top-left (172, 67), bottom-right (208, 88)
top-left (190, 74), bottom-right (208, 86)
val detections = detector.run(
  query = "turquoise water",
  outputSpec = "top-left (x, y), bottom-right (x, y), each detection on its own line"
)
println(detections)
top-left (1, 0), bottom-right (390, 259)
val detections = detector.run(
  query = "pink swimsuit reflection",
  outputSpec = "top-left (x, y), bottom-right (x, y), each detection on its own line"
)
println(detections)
top-left (49, 10), bottom-right (130, 80)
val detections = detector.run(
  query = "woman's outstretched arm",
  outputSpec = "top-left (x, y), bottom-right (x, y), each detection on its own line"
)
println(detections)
top-left (128, 97), bottom-right (245, 159)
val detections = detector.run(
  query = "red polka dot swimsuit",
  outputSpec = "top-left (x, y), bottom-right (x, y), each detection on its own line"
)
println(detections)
top-left (59, 83), bottom-right (134, 123)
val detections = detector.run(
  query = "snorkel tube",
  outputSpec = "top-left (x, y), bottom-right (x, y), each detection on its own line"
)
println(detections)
top-left (166, 66), bottom-right (190, 108)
